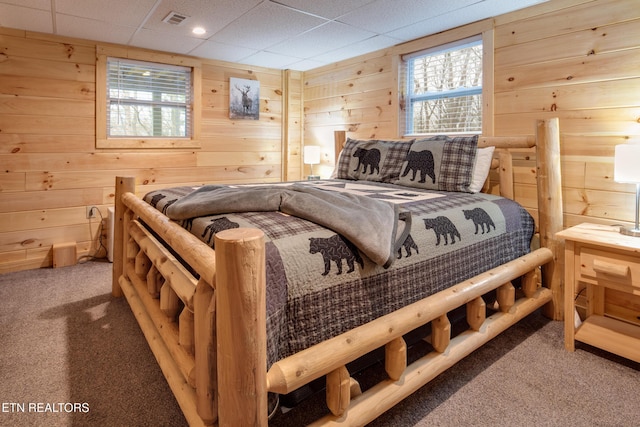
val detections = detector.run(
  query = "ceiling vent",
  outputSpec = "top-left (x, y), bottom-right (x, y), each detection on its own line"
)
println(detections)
top-left (162, 11), bottom-right (189, 26)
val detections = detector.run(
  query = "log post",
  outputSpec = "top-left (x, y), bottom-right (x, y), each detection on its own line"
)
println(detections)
top-left (113, 176), bottom-right (135, 297)
top-left (146, 265), bottom-right (163, 298)
top-left (536, 118), bottom-right (564, 320)
top-left (160, 282), bottom-right (181, 320)
top-left (466, 296), bottom-right (486, 331)
top-left (135, 250), bottom-right (151, 278)
top-left (126, 236), bottom-right (138, 263)
top-left (194, 279), bottom-right (217, 424)
top-left (498, 150), bottom-right (514, 199)
top-left (334, 130), bottom-right (346, 161)
top-left (431, 314), bottom-right (451, 353)
top-left (497, 282), bottom-right (515, 313)
top-left (179, 308), bottom-right (195, 355)
top-left (522, 268), bottom-right (539, 298)
top-left (385, 337), bottom-right (407, 381)
top-left (215, 228), bottom-right (267, 427)
top-left (326, 366), bottom-right (350, 417)
top-left (350, 378), bottom-right (362, 399)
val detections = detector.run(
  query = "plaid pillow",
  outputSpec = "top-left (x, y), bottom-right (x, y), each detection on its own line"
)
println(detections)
top-left (335, 138), bottom-right (414, 183)
top-left (395, 135), bottom-right (478, 192)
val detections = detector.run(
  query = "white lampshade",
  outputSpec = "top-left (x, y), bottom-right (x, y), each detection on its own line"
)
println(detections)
top-left (303, 145), bottom-right (321, 165)
top-left (614, 144), bottom-right (640, 183)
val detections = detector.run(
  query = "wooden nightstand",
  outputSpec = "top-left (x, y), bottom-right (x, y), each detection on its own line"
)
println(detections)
top-left (556, 223), bottom-right (640, 362)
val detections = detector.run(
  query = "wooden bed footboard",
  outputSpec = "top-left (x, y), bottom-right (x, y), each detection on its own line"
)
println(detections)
top-left (112, 118), bottom-right (563, 426)
top-left (114, 178), bottom-right (268, 426)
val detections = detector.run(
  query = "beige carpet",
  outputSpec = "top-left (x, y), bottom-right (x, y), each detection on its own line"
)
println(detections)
top-left (0, 260), bottom-right (638, 427)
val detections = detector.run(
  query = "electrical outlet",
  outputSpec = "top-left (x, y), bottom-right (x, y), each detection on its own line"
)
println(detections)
top-left (86, 206), bottom-right (97, 219)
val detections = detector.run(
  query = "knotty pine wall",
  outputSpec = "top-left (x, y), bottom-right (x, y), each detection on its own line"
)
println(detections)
top-left (1, 0), bottom-right (639, 275)
top-left (304, 0), bottom-right (640, 231)
top-left (0, 27), bottom-right (303, 273)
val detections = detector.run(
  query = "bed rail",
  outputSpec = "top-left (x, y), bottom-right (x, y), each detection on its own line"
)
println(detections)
top-left (267, 248), bottom-right (552, 395)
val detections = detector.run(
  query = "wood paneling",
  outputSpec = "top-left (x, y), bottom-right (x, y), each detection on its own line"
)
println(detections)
top-left (0, 30), bottom-right (298, 272)
top-left (1, 0), bottom-right (638, 280)
top-left (304, 0), bottom-right (640, 229)
top-left (0, 75), bottom-right (94, 100)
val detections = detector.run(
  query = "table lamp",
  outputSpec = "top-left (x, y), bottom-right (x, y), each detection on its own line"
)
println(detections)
top-left (614, 144), bottom-right (640, 236)
top-left (304, 145), bottom-right (321, 180)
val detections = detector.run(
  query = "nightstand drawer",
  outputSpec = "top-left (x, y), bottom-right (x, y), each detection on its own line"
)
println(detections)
top-left (580, 247), bottom-right (640, 289)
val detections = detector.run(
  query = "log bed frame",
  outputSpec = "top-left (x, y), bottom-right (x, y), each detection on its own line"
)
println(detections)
top-left (112, 118), bottom-right (563, 426)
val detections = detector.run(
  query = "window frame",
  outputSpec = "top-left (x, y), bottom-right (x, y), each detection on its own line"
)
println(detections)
top-left (399, 31), bottom-right (492, 137)
top-left (96, 47), bottom-right (201, 149)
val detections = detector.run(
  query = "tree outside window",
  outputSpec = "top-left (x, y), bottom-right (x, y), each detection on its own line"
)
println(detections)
top-left (405, 37), bottom-right (482, 135)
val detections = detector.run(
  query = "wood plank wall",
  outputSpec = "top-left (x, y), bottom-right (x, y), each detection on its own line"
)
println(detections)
top-left (1, 0), bottom-right (639, 275)
top-left (304, 0), bottom-right (640, 231)
top-left (0, 28), bottom-right (302, 273)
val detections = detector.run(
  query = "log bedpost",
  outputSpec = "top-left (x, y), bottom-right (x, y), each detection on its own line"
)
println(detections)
top-left (536, 118), bottom-right (564, 320)
top-left (113, 176), bottom-right (135, 297)
top-left (498, 150), bottom-right (514, 200)
top-left (334, 130), bottom-right (346, 162)
top-left (215, 228), bottom-right (267, 426)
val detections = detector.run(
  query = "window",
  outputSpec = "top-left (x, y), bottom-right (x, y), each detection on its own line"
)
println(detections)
top-left (107, 58), bottom-right (191, 138)
top-left (96, 48), bottom-right (201, 149)
top-left (403, 36), bottom-right (482, 135)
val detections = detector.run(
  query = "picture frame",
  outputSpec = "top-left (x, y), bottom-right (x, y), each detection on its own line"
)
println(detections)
top-left (229, 77), bottom-right (260, 120)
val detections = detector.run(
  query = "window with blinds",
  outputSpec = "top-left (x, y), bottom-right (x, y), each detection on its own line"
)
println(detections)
top-left (106, 58), bottom-right (192, 138)
top-left (404, 36), bottom-right (482, 135)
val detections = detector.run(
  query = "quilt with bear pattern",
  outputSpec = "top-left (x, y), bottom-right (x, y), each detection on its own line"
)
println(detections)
top-left (143, 179), bottom-right (534, 371)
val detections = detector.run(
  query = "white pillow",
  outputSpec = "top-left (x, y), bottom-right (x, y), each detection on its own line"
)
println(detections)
top-left (469, 146), bottom-right (495, 193)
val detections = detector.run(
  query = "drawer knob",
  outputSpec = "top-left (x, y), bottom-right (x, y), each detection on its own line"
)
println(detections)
top-left (592, 259), bottom-right (630, 278)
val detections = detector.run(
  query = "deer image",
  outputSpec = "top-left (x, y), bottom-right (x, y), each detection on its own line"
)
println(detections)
top-left (235, 84), bottom-right (253, 113)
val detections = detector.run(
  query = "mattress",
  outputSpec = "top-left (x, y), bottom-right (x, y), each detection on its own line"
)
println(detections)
top-left (143, 179), bottom-right (535, 367)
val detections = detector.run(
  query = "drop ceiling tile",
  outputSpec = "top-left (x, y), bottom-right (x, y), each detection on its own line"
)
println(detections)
top-left (130, 28), bottom-right (203, 55)
top-left (385, 13), bottom-right (474, 41)
top-left (143, 0), bottom-right (261, 38)
top-left (386, 0), bottom-right (548, 41)
top-left (312, 34), bottom-right (402, 64)
top-left (479, 0), bottom-right (549, 16)
top-left (0, 4), bottom-right (52, 33)
top-left (286, 58), bottom-right (330, 71)
top-left (208, 1), bottom-right (328, 50)
top-left (0, 0), bottom-right (50, 9)
top-left (272, 0), bottom-right (377, 20)
top-left (238, 50), bottom-right (304, 70)
top-left (268, 21), bottom-right (375, 59)
top-left (55, 0), bottom-right (157, 28)
top-left (338, 0), bottom-right (478, 34)
top-left (189, 40), bottom-right (258, 64)
top-left (55, 14), bottom-right (136, 45)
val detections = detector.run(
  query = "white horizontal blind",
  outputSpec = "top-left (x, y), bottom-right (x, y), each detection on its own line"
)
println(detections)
top-left (107, 58), bottom-right (192, 138)
top-left (405, 37), bottom-right (482, 134)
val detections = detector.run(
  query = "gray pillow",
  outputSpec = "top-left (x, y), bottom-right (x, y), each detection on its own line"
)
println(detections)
top-left (335, 138), bottom-right (414, 183)
top-left (395, 135), bottom-right (478, 192)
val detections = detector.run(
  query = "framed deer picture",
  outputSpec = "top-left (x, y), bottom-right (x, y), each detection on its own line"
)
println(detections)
top-left (229, 77), bottom-right (260, 120)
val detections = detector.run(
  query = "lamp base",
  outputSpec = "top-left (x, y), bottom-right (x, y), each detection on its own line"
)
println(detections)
top-left (306, 175), bottom-right (321, 181)
top-left (620, 226), bottom-right (640, 237)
